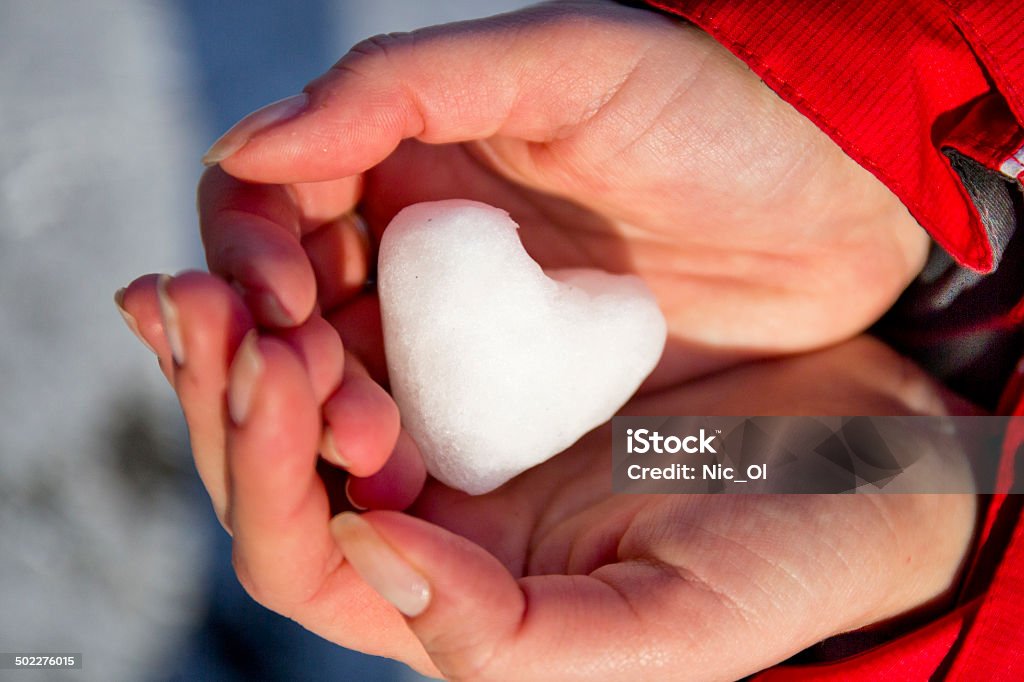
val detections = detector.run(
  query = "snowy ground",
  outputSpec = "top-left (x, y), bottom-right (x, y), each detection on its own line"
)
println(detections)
top-left (0, 2), bottom-right (527, 680)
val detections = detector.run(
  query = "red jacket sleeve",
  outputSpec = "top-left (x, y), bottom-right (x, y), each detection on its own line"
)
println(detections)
top-left (942, 1), bottom-right (1024, 179)
top-left (644, 0), bottom-right (1024, 273)
top-left (638, 1), bottom-right (1024, 678)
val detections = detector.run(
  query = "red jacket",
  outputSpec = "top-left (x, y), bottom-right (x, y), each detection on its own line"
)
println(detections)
top-left (643, 0), bottom-right (1024, 678)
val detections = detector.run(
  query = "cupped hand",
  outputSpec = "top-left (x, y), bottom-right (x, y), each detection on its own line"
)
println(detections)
top-left (113, 2), bottom-right (960, 678)
top-left (114, 276), bottom-right (976, 680)
top-left (115, 272), bottom-right (424, 530)
top-left (197, 0), bottom-right (930, 387)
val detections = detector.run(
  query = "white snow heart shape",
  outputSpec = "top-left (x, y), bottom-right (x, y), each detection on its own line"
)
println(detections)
top-left (378, 200), bottom-right (667, 495)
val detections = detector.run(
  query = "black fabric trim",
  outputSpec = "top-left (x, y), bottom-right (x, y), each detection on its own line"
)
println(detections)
top-left (873, 162), bottom-right (1023, 410)
top-left (913, 150), bottom-right (1018, 310)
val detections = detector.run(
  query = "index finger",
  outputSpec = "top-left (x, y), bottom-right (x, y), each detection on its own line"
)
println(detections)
top-left (201, 2), bottom-right (667, 183)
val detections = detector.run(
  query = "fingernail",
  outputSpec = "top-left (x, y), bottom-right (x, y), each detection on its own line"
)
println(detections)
top-left (202, 93), bottom-right (309, 166)
top-left (330, 512), bottom-right (431, 617)
top-left (344, 477), bottom-right (367, 511)
top-left (228, 330), bottom-right (263, 426)
top-left (156, 274), bottom-right (185, 366)
top-left (114, 287), bottom-right (156, 353)
top-left (231, 280), bottom-right (297, 328)
top-left (256, 290), bottom-right (297, 327)
top-left (320, 428), bottom-right (351, 468)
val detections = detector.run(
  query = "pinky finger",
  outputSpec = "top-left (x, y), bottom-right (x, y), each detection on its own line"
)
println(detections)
top-left (320, 352), bottom-right (400, 477)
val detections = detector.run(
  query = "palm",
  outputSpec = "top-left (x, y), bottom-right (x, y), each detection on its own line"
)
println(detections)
top-left (119, 238), bottom-right (966, 680)
top-left (276, 338), bottom-right (973, 680)
top-left (208, 1), bottom-right (927, 382)
top-left (123, 2), bottom-right (953, 678)
top-left (358, 49), bottom-right (926, 383)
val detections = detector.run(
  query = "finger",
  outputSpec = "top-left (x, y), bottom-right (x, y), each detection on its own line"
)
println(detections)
top-left (329, 510), bottom-right (520, 679)
top-left (320, 352), bottom-right (400, 476)
top-left (301, 213), bottom-right (372, 311)
top-left (271, 314), bottom-right (345, 405)
top-left (198, 166), bottom-right (364, 328)
top-left (330, 511), bottom-right (686, 682)
top-left (204, 3), bottom-right (658, 182)
top-left (227, 334), bottom-right (341, 612)
top-left (333, 510), bottom-right (803, 682)
top-left (325, 294), bottom-right (388, 387)
top-left (121, 272), bottom-right (253, 523)
top-left (198, 166), bottom-right (315, 327)
top-left (345, 430), bottom-right (426, 511)
top-left (290, 175), bottom-right (363, 228)
top-left (115, 274), bottom-right (172, 379)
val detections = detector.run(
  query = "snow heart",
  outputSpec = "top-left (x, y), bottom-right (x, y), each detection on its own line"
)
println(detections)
top-left (378, 200), bottom-right (667, 494)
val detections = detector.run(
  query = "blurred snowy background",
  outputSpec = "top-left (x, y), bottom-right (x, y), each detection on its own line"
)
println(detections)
top-left (0, 1), bottom-right (527, 680)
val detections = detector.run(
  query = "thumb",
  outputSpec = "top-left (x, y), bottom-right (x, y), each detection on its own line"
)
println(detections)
top-left (202, 2), bottom-right (683, 183)
top-left (330, 511), bottom-right (525, 680)
top-left (329, 511), bottom-right (684, 681)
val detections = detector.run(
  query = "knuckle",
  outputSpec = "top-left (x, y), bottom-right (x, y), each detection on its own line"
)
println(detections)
top-left (230, 547), bottom-right (275, 610)
top-left (329, 32), bottom-right (409, 80)
top-left (424, 630), bottom-right (507, 682)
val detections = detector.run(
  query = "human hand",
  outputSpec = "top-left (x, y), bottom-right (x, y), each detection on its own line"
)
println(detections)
top-left (114, 271), bottom-right (425, 530)
top-left (196, 0), bottom-right (930, 388)
top-left (114, 274), bottom-right (975, 679)
top-left (114, 2), bottom-right (957, 677)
